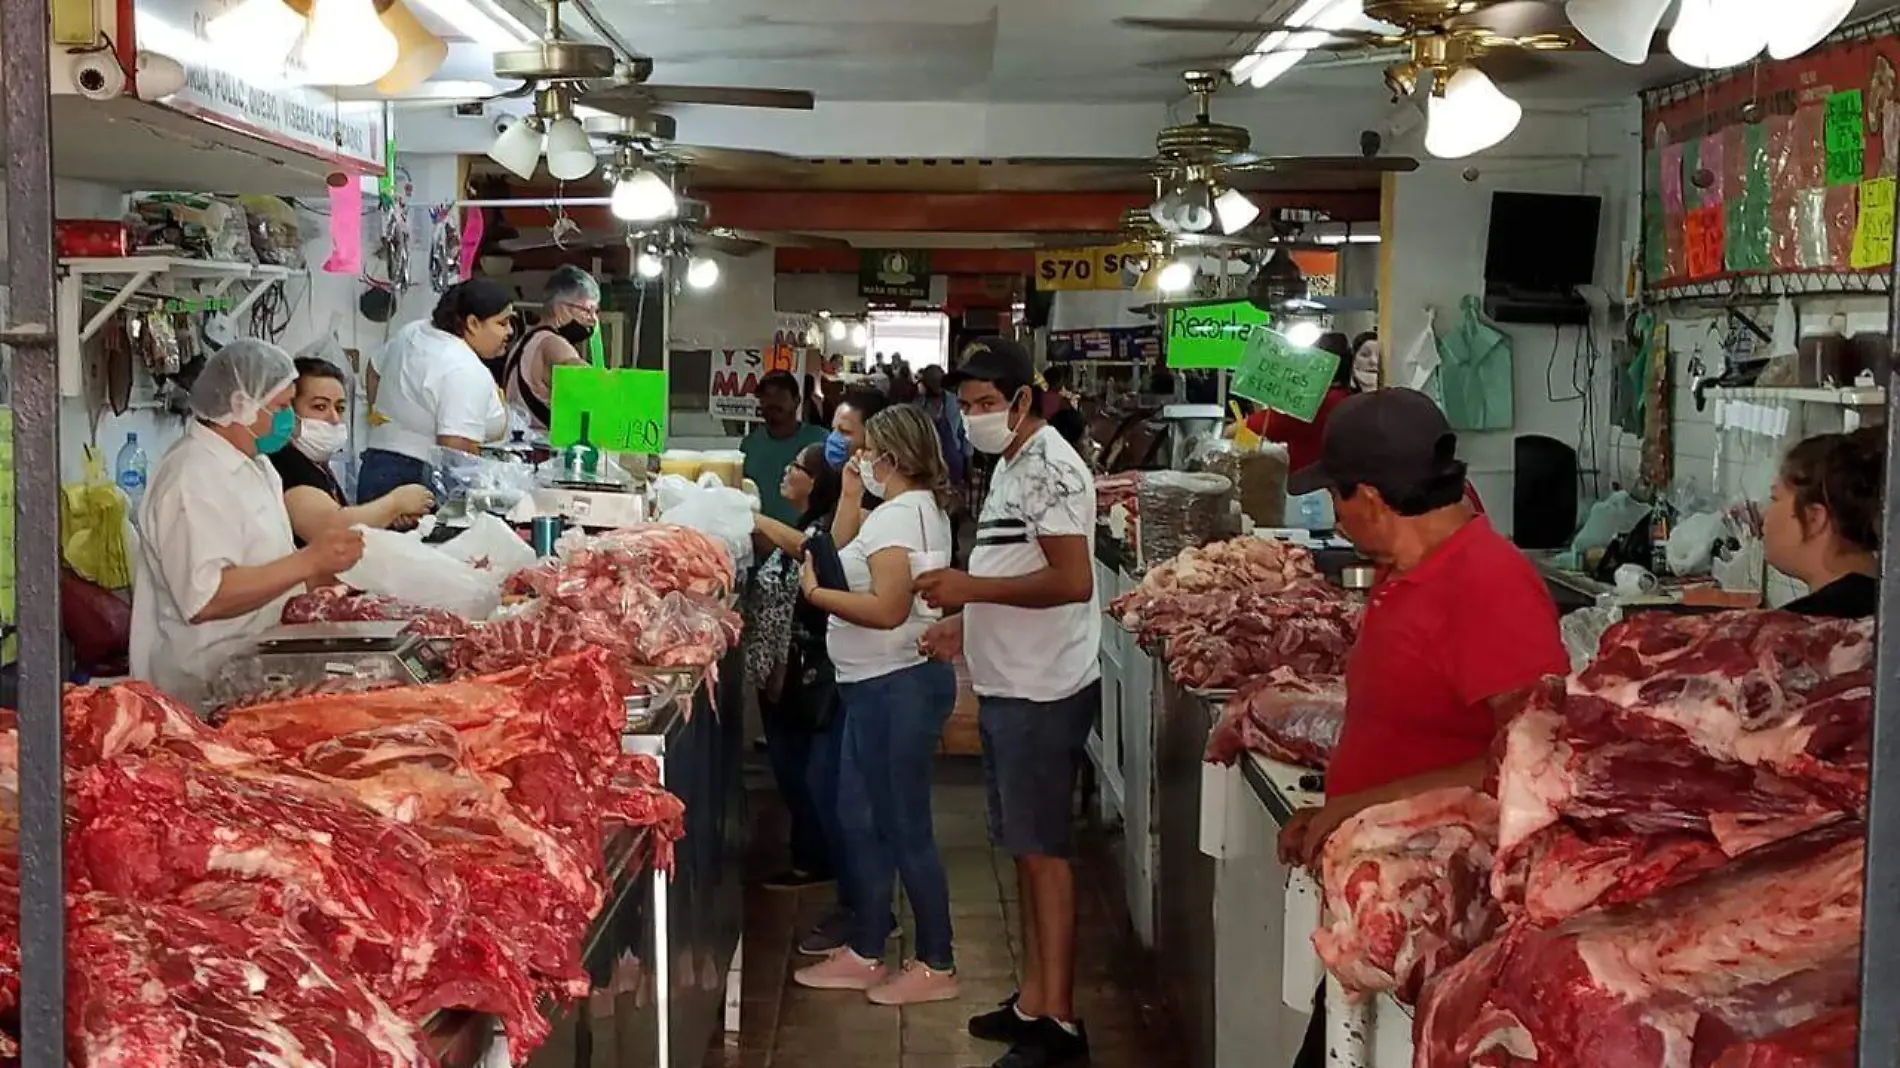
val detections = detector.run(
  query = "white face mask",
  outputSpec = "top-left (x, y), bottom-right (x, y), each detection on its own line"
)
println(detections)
top-left (966, 390), bottom-right (1026, 455)
top-left (1353, 342), bottom-right (1381, 393)
top-left (858, 454), bottom-right (888, 500)
top-left (294, 418), bottom-right (349, 460)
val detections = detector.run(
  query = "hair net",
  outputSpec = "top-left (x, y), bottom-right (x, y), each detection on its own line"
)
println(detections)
top-left (542, 265), bottom-right (600, 307)
top-left (191, 338), bottom-right (298, 426)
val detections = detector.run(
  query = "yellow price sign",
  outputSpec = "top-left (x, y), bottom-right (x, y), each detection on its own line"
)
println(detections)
top-left (1035, 244), bottom-right (1153, 291)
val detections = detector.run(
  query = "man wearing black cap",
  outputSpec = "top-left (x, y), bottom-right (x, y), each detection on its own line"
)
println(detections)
top-left (916, 337), bottom-right (1099, 1068)
top-left (1274, 388), bottom-right (1564, 1066)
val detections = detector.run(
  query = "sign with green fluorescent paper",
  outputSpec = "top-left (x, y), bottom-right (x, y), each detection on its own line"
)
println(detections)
top-left (1229, 328), bottom-right (1340, 422)
top-left (549, 366), bottom-right (669, 453)
top-left (1164, 301), bottom-right (1271, 369)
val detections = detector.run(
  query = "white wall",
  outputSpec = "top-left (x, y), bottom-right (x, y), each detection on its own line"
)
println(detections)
top-left (1383, 102), bottom-right (1641, 535)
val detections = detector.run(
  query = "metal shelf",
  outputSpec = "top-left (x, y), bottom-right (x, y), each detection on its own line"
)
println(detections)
top-left (1703, 384), bottom-right (1886, 406)
top-left (1649, 270), bottom-right (1891, 305)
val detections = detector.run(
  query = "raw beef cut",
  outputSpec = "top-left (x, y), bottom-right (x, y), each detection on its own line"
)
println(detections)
top-left (1203, 669), bottom-right (1345, 768)
top-left (1110, 536), bottom-right (1332, 635)
top-left (61, 680), bottom-right (254, 766)
top-left (1711, 1009), bottom-right (1857, 1068)
top-left (1314, 788), bottom-right (1500, 1004)
top-left (1163, 595), bottom-right (1359, 690)
top-left (1491, 613), bottom-right (1872, 923)
top-left (505, 523), bottom-right (734, 603)
top-left (281, 586), bottom-right (462, 628)
top-left (67, 890), bottom-right (427, 1068)
top-left (1414, 821), bottom-right (1865, 1068)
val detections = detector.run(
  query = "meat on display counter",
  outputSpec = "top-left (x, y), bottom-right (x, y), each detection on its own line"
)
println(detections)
top-left (427, 646), bottom-right (748, 1068)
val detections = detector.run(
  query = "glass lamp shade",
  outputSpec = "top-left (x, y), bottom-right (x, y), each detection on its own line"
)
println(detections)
top-left (302, 0), bottom-right (399, 85)
top-left (487, 118), bottom-right (543, 180)
top-left (1764, 0), bottom-right (1853, 60)
top-left (610, 169), bottom-right (678, 222)
top-left (1563, 0), bottom-right (1672, 65)
top-left (542, 117), bottom-right (597, 181)
top-left (1424, 67), bottom-right (1524, 159)
top-left (1667, 0), bottom-right (1768, 69)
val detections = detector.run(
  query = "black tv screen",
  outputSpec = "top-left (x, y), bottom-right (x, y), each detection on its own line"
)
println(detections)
top-left (1483, 192), bottom-right (1602, 293)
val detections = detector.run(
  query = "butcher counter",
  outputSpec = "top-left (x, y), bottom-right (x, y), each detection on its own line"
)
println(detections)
top-left (432, 646), bottom-right (748, 1068)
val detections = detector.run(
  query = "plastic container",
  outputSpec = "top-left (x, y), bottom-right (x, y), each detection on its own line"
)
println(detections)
top-left (701, 449), bottom-right (745, 488)
top-left (115, 433), bottom-right (148, 509)
top-left (658, 449), bottom-right (705, 480)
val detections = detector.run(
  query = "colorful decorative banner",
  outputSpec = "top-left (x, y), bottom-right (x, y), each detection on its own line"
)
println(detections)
top-left (1642, 30), bottom-right (1898, 290)
top-left (1851, 176), bottom-right (1896, 268)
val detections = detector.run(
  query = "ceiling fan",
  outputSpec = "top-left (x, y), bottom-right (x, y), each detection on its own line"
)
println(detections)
top-left (498, 196), bottom-right (848, 258)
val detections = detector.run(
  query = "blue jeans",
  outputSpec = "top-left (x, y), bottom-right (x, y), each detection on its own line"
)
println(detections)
top-left (355, 448), bottom-right (432, 506)
top-left (837, 660), bottom-right (957, 969)
top-left (807, 698), bottom-right (856, 915)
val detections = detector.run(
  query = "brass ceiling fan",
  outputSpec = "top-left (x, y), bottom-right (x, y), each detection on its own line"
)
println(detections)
top-left (498, 196), bottom-right (847, 259)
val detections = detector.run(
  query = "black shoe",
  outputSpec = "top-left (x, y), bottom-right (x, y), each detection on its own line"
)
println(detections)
top-left (968, 992), bottom-right (1035, 1044)
top-left (761, 869), bottom-right (834, 892)
top-left (992, 1018), bottom-right (1089, 1068)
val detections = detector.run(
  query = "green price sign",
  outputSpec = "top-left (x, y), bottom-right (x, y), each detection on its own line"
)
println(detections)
top-left (549, 366), bottom-right (669, 453)
top-left (1164, 300), bottom-right (1272, 369)
top-left (1229, 328), bottom-right (1340, 422)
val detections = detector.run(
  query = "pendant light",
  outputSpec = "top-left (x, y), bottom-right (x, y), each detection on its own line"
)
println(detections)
top-left (542, 116), bottom-right (596, 181)
top-left (301, 0), bottom-right (399, 86)
top-left (1156, 259), bottom-right (1196, 293)
top-left (1213, 187), bottom-right (1261, 236)
top-left (207, 0), bottom-right (305, 71)
top-left (1764, 0), bottom-right (1854, 60)
top-left (686, 257), bottom-right (721, 290)
top-left (487, 117), bottom-right (543, 180)
top-left (1562, 0), bottom-right (1671, 65)
top-left (635, 251), bottom-right (665, 279)
top-left (374, 0), bottom-right (448, 95)
top-left (1667, 0), bottom-right (1768, 69)
top-left (610, 167), bottom-right (677, 223)
top-left (1424, 66), bottom-right (1523, 159)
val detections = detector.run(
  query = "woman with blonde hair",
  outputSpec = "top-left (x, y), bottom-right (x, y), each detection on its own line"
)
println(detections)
top-left (794, 404), bottom-right (961, 1005)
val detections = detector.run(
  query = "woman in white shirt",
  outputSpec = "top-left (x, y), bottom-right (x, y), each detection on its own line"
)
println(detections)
top-left (793, 404), bottom-right (960, 1005)
top-left (132, 340), bottom-right (365, 710)
top-left (358, 278), bottom-right (514, 503)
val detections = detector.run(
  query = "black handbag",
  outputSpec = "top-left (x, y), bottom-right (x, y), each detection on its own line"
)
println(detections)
top-left (773, 630), bottom-right (837, 733)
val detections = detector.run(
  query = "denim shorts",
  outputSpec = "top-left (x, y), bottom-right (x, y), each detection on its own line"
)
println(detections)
top-left (978, 681), bottom-right (1101, 859)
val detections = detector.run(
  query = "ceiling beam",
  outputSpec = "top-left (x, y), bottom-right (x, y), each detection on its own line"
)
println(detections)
top-left (775, 248), bottom-right (1037, 273)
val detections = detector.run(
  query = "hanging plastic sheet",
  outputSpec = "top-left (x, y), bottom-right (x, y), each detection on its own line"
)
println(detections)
top-left (59, 447), bottom-right (132, 590)
top-left (1799, 188), bottom-right (1834, 268)
top-left (1644, 149), bottom-right (1668, 284)
top-left (1435, 296), bottom-right (1514, 431)
top-left (1726, 122), bottom-right (1773, 273)
top-left (1660, 142), bottom-right (1688, 279)
top-left (1768, 113), bottom-right (1806, 271)
top-left (1825, 184), bottom-right (1860, 266)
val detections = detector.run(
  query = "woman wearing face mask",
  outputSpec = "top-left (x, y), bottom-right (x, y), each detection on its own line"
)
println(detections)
top-left (359, 278), bottom-right (515, 503)
top-left (503, 266), bottom-right (601, 433)
top-left (131, 340), bottom-right (366, 711)
top-left (793, 405), bottom-right (961, 1005)
top-left (1763, 427), bottom-right (1884, 618)
top-left (271, 358), bottom-right (436, 547)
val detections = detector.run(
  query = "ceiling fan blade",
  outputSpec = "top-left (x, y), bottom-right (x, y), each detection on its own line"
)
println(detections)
top-left (1472, 49), bottom-right (1566, 84)
top-left (695, 229), bottom-right (768, 257)
top-left (1116, 15), bottom-right (1390, 41)
top-left (498, 228), bottom-right (622, 254)
top-left (731, 229), bottom-right (853, 250)
top-left (1223, 154), bottom-right (1421, 173)
top-left (1139, 53), bottom-right (1257, 71)
top-left (1445, 0), bottom-right (1569, 38)
top-left (584, 83), bottom-right (816, 112)
top-left (1004, 156), bottom-right (1154, 169)
top-left (666, 144), bottom-right (813, 172)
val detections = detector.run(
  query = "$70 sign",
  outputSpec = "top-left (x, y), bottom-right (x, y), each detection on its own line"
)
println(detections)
top-left (1034, 245), bottom-right (1151, 291)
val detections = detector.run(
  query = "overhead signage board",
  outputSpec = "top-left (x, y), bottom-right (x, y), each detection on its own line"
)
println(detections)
top-left (1163, 300), bottom-right (1271, 370)
top-left (132, 0), bottom-right (388, 172)
top-left (859, 249), bottom-right (932, 300)
top-left (1230, 328), bottom-right (1340, 422)
top-left (709, 348), bottom-right (768, 420)
top-left (1034, 245), bottom-right (1153, 291)
top-left (549, 366), bottom-right (669, 453)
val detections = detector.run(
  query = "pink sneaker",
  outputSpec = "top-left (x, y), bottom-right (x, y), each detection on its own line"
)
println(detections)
top-left (793, 949), bottom-right (886, 991)
top-left (865, 959), bottom-right (960, 1005)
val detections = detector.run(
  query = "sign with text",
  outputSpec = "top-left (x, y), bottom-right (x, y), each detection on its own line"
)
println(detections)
top-left (1229, 329), bottom-right (1340, 422)
top-left (549, 366), bottom-right (669, 453)
top-left (1034, 245), bottom-right (1153, 291)
top-left (1164, 300), bottom-right (1272, 369)
top-left (858, 249), bottom-right (932, 300)
top-left (708, 348), bottom-right (770, 420)
top-left (1851, 176), bottom-right (1896, 268)
top-left (1825, 89), bottom-right (1865, 186)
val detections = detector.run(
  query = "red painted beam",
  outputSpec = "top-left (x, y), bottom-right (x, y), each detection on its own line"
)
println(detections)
top-left (775, 248), bottom-right (1036, 273)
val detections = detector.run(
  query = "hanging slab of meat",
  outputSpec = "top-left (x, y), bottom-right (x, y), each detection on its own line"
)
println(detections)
top-left (1204, 669), bottom-right (1346, 768)
top-left (1710, 1008), bottom-right (1858, 1068)
top-left (1164, 595), bottom-right (1360, 691)
top-left (61, 680), bottom-right (256, 767)
top-left (1492, 613), bottom-right (1872, 924)
top-left (1313, 788), bottom-right (1501, 1004)
top-left (67, 890), bottom-right (428, 1068)
top-left (1110, 536), bottom-right (1333, 637)
top-left (1414, 821), bottom-right (1865, 1068)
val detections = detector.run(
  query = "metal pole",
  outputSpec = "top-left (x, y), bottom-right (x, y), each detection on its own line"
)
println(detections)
top-left (1859, 200), bottom-right (1900, 1068)
top-left (0, 0), bottom-right (65, 1062)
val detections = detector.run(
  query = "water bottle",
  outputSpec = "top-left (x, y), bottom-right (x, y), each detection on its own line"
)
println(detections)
top-left (115, 432), bottom-right (149, 509)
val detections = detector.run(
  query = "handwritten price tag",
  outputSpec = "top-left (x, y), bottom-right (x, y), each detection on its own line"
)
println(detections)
top-left (1229, 328), bottom-right (1340, 422)
top-left (1684, 206), bottom-right (1726, 278)
top-left (550, 366), bottom-right (670, 453)
top-left (1826, 90), bottom-right (1865, 186)
top-left (1851, 176), bottom-right (1896, 269)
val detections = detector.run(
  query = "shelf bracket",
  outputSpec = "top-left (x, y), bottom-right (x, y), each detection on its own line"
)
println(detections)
top-left (77, 268), bottom-right (157, 345)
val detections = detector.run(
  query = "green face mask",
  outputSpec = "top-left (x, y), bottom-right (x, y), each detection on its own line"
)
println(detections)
top-left (255, 407), bottom-right (297, 455)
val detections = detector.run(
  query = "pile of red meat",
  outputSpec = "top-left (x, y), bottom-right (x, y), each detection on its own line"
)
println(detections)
top-left (0, 647), bottom-right (685, 1066)
top-left (1094, 471), bottom-right (1142, 519)
top-left (1110, 539), bottom-right (1355, 690)
top-left (1203, 668), bottom-right (1345, 768)
top-left (282, 585), bottom-right (462, 632)
top-left (1404, 611), bottom-right (1873, 1067)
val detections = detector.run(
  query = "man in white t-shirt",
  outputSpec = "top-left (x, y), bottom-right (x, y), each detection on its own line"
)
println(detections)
top-left (917, 337), bottom-right (1099, 1068)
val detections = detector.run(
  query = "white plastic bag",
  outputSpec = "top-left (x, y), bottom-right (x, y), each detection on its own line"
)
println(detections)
top-left (657, 481), bottom-right (757, 571)
top-left (435, 512), bottom-right (537, 578)
top-left (338, 526), bottom-right (501, 620)
top-left (1403, 307), bottom-right (1441, 391)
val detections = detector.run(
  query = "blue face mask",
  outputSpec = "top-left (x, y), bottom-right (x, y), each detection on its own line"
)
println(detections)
top-left (255, 407), bottom-right (297, 455)
top-left (823, 430), bottom-right (851, 471)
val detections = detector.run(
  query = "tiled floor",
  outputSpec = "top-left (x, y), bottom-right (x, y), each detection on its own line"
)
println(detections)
top-left (707, 759), bottom-right (1183, 1068)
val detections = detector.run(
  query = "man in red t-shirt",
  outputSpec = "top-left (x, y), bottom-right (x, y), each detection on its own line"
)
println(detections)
top-left (1276, 388), bottom-right (1565, 867)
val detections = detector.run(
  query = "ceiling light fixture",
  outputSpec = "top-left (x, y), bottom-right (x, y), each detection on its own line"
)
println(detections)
top-left (300, 0), bottom-right (398, 85)
top-left (1213, 186), bottom-right (1261, 236)
top-left (686, 257), bottom-right (721, 290)
top-left (374, 0), bottom-right (448, 95)
top-left (207, 0), bottom-right (305, 71)
top-left (1424, 66), bottom-right (1523, 159)
top-left (1562, 0), bottom-right (1671, 65)
top-left (1667, 0), bottom-right (1769, 69)
top-left (487, 117), bottom-right (543, 180)
top-left (543, 116), bottom-right (595, 181)
top-left (828, 319), bottom-right (847, 341)
top-left (610, 164), bottom-right (677, 223)
top-left (1157, 259), bottom-right (1196, 293)
top-left (635, 251), bottom-right (664, 279)
top-left (1285, 320), bottom-right (1325, 348)
top-left (849, 324), bottom-right (870, 347)
top-left (1763, 0), bottom-right (1853, 59)
top-left (1151, 180), bottom-right (1216, 234)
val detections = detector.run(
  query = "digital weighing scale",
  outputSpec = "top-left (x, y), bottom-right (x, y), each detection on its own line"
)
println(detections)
top-left (210, 621), bottom-right (453, 707)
